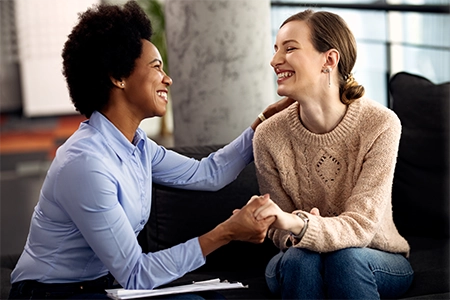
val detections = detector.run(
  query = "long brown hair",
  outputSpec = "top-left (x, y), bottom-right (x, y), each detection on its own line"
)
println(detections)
top-left (281, 9), bottom-right (365, 104)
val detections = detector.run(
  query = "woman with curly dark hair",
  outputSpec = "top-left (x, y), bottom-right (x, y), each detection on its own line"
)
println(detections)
top-left (9, 1), bottom-right (292, 299)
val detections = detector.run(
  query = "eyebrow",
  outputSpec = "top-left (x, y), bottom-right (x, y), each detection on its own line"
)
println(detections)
top-left (149, 58), bottom-right (162, 65)
top-left (274, 39), bottom-right (299, 49)
top-left (282, 39), bottom-right (298, 45)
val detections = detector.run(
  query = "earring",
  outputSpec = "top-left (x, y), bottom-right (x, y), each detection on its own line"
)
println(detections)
top-left (120, 82), bottom-right (125, 87)
top-left (322, 67), bottom-right (332, 87)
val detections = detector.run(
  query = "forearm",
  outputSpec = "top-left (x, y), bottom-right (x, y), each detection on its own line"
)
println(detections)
top-left (127, 239), bottom-right (205, 289)
top-left (152, 127), bottom-right (253, 191)
top-left (198, 224), bottom-right (232, 256)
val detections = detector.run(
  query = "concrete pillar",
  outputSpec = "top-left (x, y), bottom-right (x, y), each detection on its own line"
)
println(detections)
top-left (165, 0), bottom-right (275, 146)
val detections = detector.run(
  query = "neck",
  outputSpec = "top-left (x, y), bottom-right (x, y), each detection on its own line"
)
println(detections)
top-left (101, 98), bottom-right (141, 143)
top-left (297, 96), bottom-right (348, 134)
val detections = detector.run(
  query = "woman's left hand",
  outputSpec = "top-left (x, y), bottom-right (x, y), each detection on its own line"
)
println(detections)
top-left (309, 207), bottom-right (320, 216)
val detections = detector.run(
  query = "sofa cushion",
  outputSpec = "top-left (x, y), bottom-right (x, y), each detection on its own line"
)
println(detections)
top-left (402, 237), bottom-right (449, 298)
top-left (137, 145), bottom-right (279, 272)
top-left (1, 254), bottom-right (21, 300)
top-left (389, 72), bottom-right (449, 238)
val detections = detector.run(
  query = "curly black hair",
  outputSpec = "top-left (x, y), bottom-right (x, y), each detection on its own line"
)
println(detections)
top-left (62, 1), bottom-right (152, 118)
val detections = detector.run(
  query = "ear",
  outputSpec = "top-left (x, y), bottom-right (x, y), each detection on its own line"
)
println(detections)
top-left (110, 76), bottom-right (125, 89)
top-left (323, 49), bottom-right (339, 71)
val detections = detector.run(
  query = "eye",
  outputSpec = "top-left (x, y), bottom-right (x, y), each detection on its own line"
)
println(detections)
top-left (154, 64), bottom-right (162, 70)
top-left (286, 47), bottom-right (296, 52)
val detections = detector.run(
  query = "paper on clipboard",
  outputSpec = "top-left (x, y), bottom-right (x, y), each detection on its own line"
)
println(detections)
top-left (105, 278), bottom-right (248, 299)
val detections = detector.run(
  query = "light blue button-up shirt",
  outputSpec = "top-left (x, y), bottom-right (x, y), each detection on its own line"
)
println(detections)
top-left (11, 111), bottom-right (254, 289)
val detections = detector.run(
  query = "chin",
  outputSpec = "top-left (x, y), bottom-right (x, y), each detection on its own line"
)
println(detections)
top-left (276, 88), bottom-right (288, 97)
top-left (156, 110), bottom-right (166, 118)
top-left (277, 86), bottom-right (296, 98)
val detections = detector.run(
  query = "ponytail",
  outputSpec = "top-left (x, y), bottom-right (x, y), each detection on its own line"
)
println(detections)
top-left (340, 73), bottom-right (365, 105)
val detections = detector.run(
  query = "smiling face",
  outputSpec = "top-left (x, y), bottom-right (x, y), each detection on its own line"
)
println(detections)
top-left (271, 20), bottom-right (327, 99)
top-left (123, 40), bottom-right (172, 119)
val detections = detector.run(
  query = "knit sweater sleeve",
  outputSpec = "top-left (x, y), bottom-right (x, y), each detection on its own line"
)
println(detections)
top-left (253, 121), bottom-right (296, 250)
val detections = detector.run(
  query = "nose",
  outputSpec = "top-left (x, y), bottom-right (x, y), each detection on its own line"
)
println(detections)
top-left (163, 72), bottom-right (173, 86)
top-left (270, 50), bottom-right (283, 70)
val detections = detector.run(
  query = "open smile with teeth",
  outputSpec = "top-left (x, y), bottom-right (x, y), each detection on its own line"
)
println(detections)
top-left (157, 91), bottom-right (168, 101)
top-left (277, 72), bottom-right (294, 79)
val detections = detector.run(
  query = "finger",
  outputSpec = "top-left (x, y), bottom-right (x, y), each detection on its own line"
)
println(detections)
top-left (244, 194), bottom-right (270, 212)
top-left (253, 197), bottom-right (272, 218)
top-left (310, 207), bottom-right (320, 216)
top-left (261, 215), bottom-right (276, 226)
top-left (289, 234), bottom-right (295, 244)
top-left (246, 195), bottom-right (259, 205)
top-left (232, 209), bottom-right (240, 215)
top-left (254, 203), bottom-right (274, 220)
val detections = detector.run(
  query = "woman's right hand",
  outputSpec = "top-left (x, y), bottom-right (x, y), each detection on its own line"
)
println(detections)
top-left (253, 197), bottom-right (321, 235)
top-left (253, 196), bottom-right (302, 233)
top-left (251, 97), bottom-right (296, 130)
top-left (223, 194), bottom-right (276, 244)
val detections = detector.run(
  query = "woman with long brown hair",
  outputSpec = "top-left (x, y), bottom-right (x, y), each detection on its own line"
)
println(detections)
top-left (253, 9), bottom-right (413, 299)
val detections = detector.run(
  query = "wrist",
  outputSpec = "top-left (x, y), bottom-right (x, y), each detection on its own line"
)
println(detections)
top-left (251, 118), bottom-right (261, 131)
top-left (290, 212), bottom-right (309, 242)
top-left (199, 224), bottom-right (232, 256)
top-left (214, 223), bottom-right (234, 244)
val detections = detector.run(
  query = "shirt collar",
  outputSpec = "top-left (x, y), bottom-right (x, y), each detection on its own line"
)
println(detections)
top-left (88, 111), bottom-right (147, 159)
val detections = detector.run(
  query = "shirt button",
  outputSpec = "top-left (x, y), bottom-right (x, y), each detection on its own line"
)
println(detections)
top-left (140, 220), bottom-right (145, 225)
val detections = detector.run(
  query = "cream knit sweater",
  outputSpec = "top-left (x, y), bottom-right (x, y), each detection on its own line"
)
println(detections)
top-left (254, 98), bottom-right (410, 257)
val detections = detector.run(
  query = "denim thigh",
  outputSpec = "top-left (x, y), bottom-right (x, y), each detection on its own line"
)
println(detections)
top-left (265, 247), bottom-right (413, 299)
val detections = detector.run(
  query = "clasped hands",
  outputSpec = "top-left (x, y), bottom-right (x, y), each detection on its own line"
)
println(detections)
top-left (226, 194), bottom-right (320, 244)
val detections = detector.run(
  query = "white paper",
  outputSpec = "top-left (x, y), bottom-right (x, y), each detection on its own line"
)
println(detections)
top-left (105, 278), bottom-right (248, 300)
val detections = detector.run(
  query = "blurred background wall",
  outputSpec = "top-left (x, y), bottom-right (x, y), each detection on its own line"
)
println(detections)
top-left (0, 0), bottom-right (21, 113)
top-left (1, 0), bottom-right (449, 145)
top-left (164, 0), bottom-right (275, 146)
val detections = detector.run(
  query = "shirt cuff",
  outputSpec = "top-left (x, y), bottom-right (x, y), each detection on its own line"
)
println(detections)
top-left (190, 237), bottom-right (206, 266)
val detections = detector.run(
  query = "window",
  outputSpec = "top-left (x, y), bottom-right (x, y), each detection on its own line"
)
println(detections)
top-left (271, 0), bottom-right (450, 106)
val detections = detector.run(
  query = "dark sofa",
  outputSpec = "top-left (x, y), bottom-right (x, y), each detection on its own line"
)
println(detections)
top-left (1, 72), bottom-right (448, 299)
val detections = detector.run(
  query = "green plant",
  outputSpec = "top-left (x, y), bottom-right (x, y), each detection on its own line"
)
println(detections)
top-left (138, 0), bottom-right (172, 137)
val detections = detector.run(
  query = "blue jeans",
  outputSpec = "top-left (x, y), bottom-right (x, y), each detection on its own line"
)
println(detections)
top-left (265, 247), bottom-right (414, 299)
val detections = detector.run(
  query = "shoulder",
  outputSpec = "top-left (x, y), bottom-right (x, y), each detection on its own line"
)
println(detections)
top-left (356, 98), bottom-right (401, 133)
top-left (254, 102), bottom-right (296, 142)
top-left (61, 125), bottom-right (107, 156)
top-left (54, 124), bottom-right (113, 176)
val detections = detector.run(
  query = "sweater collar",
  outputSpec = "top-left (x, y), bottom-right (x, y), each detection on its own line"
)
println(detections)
top-left (288, 99), bottom-right (362, 146)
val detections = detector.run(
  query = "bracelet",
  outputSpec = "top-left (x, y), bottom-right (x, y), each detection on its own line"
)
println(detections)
top-left (290, 212), bottom-right (309, 242)
top-left (258, 112), bottom-right (267, 122)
